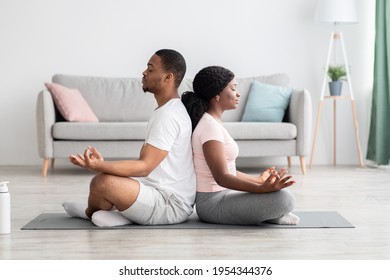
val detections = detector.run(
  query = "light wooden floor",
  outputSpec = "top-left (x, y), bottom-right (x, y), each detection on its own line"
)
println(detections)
top-left (0, 164), bottom-right (389, 260)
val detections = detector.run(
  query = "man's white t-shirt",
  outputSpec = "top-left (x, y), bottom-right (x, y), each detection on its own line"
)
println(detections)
top-left (138, 98), bottom-right (196, 214)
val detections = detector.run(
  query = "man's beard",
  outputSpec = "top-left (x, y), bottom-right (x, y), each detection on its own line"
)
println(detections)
top-left (142, 85), bottom-right (148, 93)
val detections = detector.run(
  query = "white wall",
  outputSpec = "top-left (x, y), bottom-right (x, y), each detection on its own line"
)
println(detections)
top-left (0, 0), bottom-right (375, 167)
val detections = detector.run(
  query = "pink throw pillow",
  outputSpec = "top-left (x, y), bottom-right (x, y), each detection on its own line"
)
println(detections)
top-left (45, 82), bottom-right (99, 122)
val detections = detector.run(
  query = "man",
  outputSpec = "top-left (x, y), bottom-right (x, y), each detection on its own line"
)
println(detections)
top-left (62, 49), bottom-right (196, 227)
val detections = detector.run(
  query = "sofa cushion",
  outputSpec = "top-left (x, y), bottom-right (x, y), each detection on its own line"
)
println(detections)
top-left (223, 122), bottom-right (296, 140)
top-left (242, 81), bottom-right (293, 122)
top-left (53, 122), bottom-right (147, 140)
top-left (221, 73), bottom-right (290, 122)
top-left (45, 83), bottom-right (98, 122)
top-left (53, 121), bottom-right (296, 141)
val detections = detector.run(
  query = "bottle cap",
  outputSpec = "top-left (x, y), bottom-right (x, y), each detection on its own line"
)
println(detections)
top-left (0, 181), bottom-right (9, 193)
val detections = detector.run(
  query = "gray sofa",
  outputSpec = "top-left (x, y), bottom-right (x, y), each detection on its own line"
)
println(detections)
top-left (36, 73), bottom-right (312, 176)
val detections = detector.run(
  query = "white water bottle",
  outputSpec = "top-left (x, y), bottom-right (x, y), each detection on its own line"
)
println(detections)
top-left (0, 181), bottom-right (11, 234)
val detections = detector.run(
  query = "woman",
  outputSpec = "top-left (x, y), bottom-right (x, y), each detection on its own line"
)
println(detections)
top-left (181, 66), bottom-right (299, 225)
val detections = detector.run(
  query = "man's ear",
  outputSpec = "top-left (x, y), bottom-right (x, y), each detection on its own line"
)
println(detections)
top-left (164, 73), bottom-right (174, 82)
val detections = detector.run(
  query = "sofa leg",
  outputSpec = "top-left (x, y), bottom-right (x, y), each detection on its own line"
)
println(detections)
top-left (287, 156), bottom-right (292, 168)
top-left (299, 156), bottom-right (306, 175)
top-left (42, 158), bottom-right (55, 176)
top-left (42, 159), bottom-right (49, 176)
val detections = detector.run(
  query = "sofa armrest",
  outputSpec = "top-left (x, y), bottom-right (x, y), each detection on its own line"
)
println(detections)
top-left (287, 89), bottom-right (312, 156)
top-left (36, 89), bottom-right (55, 158)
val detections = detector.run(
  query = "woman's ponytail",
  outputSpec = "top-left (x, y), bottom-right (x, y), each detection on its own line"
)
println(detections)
top-left (181, 91), bottom-right (209, 131)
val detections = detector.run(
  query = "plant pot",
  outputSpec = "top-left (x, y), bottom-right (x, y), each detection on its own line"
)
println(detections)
top-left (329, 81), bottom-right (343, 96)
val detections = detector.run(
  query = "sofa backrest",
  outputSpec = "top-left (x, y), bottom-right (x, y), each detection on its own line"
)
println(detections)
top-left (52, 73), bottom-right (289, 122)
top-left (52, 74), bottom-right (155, 122)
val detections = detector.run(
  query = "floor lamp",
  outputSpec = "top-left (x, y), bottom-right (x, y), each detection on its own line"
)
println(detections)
top-left (310, 0), bottom-right (365, 168)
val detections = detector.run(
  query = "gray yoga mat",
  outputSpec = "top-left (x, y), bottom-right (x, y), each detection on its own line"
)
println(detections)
top-left (21, 211), bottom-right (354, 230)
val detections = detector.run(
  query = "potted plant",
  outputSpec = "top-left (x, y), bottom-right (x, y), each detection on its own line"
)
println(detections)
top-left (327, 65), bottom-right (347, 96)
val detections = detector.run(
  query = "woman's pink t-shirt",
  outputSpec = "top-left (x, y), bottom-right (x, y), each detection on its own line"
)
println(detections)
top-left (192, 113), bottom-right (239, 192)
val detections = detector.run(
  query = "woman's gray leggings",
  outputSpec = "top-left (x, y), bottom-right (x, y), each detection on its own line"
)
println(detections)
top-left (196, 189), bottom-right (295, 225)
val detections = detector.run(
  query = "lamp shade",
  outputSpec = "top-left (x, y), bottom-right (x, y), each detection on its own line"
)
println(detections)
top-left (315, 0), bottom-right (358, 24)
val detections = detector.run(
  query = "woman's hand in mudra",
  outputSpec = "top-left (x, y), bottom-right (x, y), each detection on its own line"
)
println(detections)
top-left (258, 167), bottom-right (289, 184)
top-left (260, 168), bottom-right (295, 192)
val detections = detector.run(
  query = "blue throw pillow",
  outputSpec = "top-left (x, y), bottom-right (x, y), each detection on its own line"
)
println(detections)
top-left (241, 81), bottom-right (293, 122)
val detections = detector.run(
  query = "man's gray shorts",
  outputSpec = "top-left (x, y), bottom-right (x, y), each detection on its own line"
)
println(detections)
top-left (120, 182), bottom-right (191, 225)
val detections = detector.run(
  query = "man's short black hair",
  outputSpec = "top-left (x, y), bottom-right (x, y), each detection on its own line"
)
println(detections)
top-left (155, 49), bottom-right (186, 88)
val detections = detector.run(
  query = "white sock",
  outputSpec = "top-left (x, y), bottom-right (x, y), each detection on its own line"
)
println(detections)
top-left (91, 210), bottom-right (133, 227)
top-left (267, 212), bottom-right (300, 225)
top-left (62, 202), bottom-right (88, 219)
